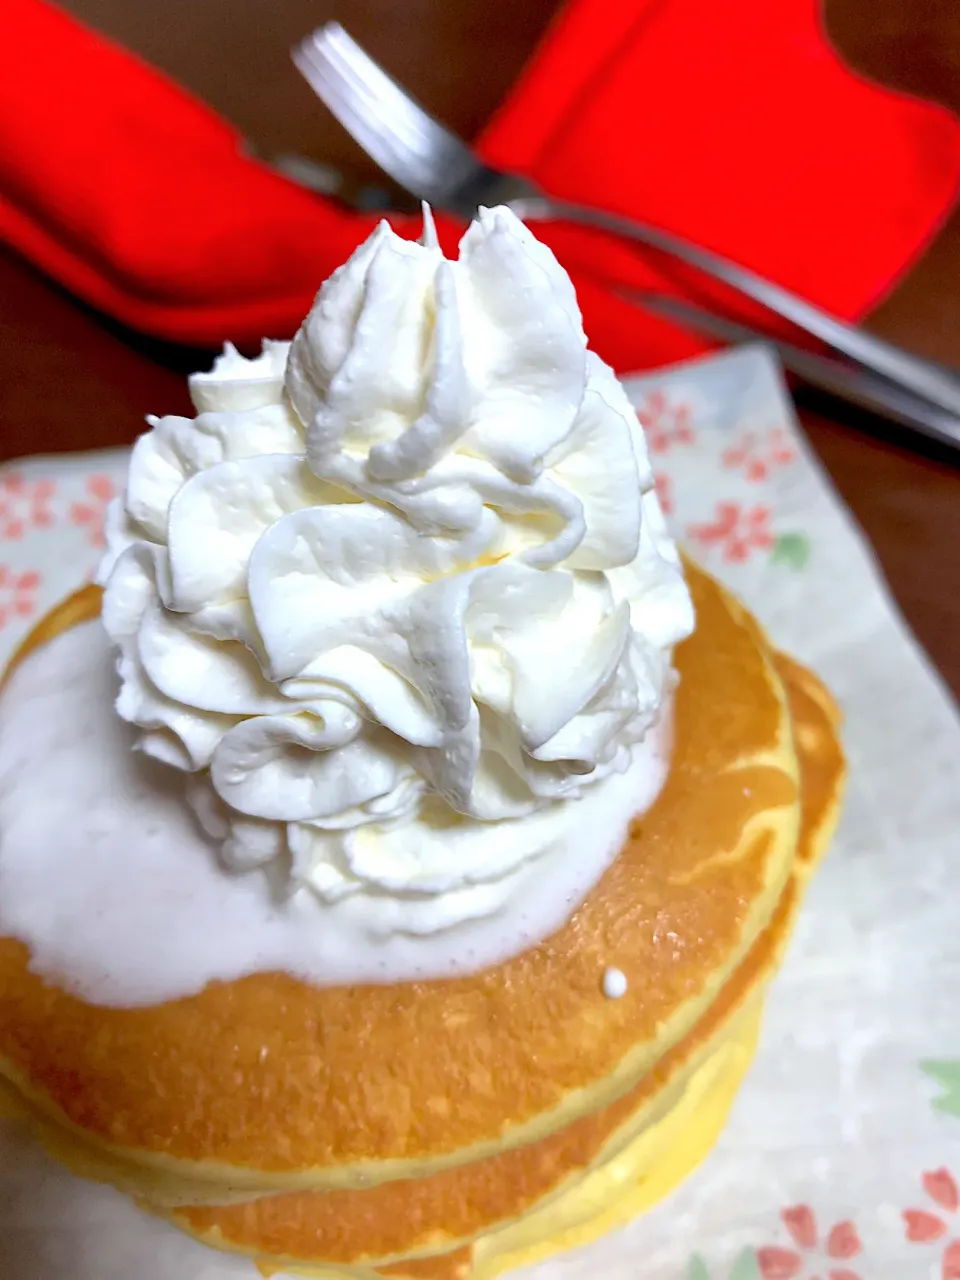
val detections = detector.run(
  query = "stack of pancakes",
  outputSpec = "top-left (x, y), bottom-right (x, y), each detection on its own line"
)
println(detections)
top-left (0, 560), bottom-right (844, 1280)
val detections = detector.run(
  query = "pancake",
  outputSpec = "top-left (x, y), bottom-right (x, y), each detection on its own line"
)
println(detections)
top-left (153, 645), bottom-right (843, 1279)
top-left (775, 651), bottom-right (844, 875)
top-left (149, 646), bottom-right (842, 1279)
top-left (0, 559), bottom-right (844, 1278)
top-left (0, 561), bottom-right (801, 1197)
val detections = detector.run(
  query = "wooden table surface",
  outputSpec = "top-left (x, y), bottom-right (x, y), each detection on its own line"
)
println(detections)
top-left (1, 0), bottom-right (958, 695)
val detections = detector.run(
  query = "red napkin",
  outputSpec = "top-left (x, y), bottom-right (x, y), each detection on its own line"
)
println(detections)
top-left (1, 0), bottom-right (959, 374)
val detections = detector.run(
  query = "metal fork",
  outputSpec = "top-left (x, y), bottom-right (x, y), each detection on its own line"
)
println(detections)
top-left (293, 23), bottom-right (960, 447)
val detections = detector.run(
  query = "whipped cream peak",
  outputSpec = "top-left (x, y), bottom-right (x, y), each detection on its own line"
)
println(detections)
top-left (188, 339), bottom-right (290, 413)
top-left (98, 206), bottom-right (694, 945)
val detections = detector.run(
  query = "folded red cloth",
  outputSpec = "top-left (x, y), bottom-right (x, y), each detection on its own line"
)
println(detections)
top-left (1, 0), bottom-right (958, 373)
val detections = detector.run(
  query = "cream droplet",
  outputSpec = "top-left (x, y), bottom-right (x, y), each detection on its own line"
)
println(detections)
top-left (602, 967), bottom-right (628, 999)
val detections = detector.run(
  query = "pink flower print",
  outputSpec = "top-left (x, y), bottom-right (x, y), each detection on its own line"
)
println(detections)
top-left (0, 472), bottom-right (56, 540)
top-left (926, 1168), bottom-right (960, 1212)
top-left (903, 1167), bottom-right (960, 1275)
top-left (783, 1206), bottom-right (818, 1250)
top-left (757, 1205), bottom-right (863, 1280)
top-left (721, 426), bottom-right (796, 482)
top-left (636, 389), bottom-right (695, 455)
top-left (687, 501), bottom-right (775, 563)
top-left (756, 1249), bottom-right (803, 1279)
top-left (944, 1240), bottom-right (960, 1280)
top-left (904, 1210), bottom-right (948, 1242)
top-left (653, 472), bottom-right (674, 517)
top-left (0, 567), bottom-right (41, 629)
top-left (70, 474), bottom-right (116, 548)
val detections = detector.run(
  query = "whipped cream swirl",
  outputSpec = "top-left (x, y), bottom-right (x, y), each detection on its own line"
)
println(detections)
top-left (99, 207), bottom-right (693, 938)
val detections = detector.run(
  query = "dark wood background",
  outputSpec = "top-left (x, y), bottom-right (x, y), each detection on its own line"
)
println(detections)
top-left (1, 0), bottom-right (958, 694)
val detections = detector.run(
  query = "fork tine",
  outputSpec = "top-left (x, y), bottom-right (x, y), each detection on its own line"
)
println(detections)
top-left (294, 25), bottom-right (478, 202)
top-left (319, 26), bottom-right (456, 149)
top-left (293, 39), bottom-right (415, 181)
top-left (300, 32), bottom-right (425, 155)
top-left (295, 39), bottom-right (447, 200)
top-left (320, 25), bottom-right (477, 177)
top-left (295, 42), bottom-right (425, 194)
top-left (318, 27), bottom-right (480, 196)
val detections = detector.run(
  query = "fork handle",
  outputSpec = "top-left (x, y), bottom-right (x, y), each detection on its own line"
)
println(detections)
top-left (626, 288), bottom-right (960, 453)
top-left (510, 195), bottom-right (960, 419)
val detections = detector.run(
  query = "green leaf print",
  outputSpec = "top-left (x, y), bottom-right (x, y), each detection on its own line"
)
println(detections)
top-left (686, 1248), bottom-right (760, 1280)
top-left (922, 1059), bottom-right (960, 1118)
top-left (730, 1250), bottom-right (762, 1280)
top-left (770, 532), bottom-right (811, 571)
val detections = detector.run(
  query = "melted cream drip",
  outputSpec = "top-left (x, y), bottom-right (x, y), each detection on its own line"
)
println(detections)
top-left (0, 620), bottom-right (671, 1004)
